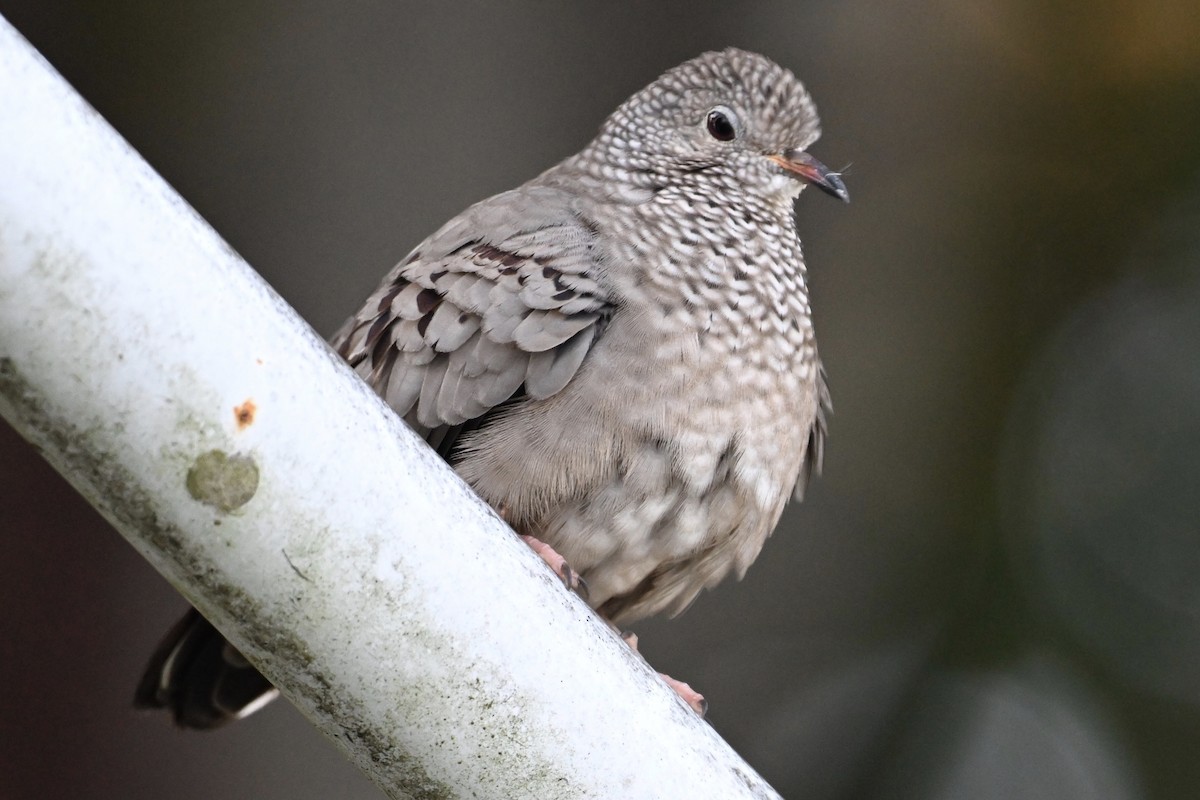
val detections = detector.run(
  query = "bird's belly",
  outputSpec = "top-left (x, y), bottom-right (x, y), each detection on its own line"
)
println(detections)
top-left (544, 384), bottom-right (812, 624)
top-left (456, 319), bottom-right (818, 624)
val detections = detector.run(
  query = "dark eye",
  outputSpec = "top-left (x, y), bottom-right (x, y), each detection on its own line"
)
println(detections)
top-left (706, 109), bottom-right (737, 141)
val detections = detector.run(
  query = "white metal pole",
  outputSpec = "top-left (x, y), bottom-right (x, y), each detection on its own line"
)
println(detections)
top-left (0, 16), bottom-right (782, 800)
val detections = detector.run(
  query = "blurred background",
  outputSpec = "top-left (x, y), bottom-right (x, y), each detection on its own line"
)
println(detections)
top-left (2, 2), bottom-right (1199, 798)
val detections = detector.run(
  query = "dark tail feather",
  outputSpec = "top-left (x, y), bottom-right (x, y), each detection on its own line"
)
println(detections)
top-left (134, 608), bottom-right (279, 729)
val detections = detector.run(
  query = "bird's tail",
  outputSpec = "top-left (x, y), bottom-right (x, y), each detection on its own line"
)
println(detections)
top-left (134, 608), bottom-right (278, 729)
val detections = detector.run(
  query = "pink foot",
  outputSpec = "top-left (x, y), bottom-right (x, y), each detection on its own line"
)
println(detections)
top-left (620, 631), bottom-right (707, 716)
top-left (659, 674), bottom-right (708, 716)
top-left (519, 535), bottom-right (588, 599)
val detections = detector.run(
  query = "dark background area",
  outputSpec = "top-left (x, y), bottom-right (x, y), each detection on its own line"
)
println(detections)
top-left (2, 2), bottom-right (1199, 798)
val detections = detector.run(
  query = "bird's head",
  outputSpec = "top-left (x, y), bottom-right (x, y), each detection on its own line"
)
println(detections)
top-left (596, 48), bottom-right (848, 204)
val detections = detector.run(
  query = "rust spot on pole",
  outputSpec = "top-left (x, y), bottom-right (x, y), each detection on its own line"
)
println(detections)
top-left (234, 399), bottom-right (256, 429)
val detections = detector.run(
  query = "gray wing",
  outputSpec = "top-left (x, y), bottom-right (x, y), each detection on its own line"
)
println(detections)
top-left (331, 185), bottom-right (612, 459)
top-left (793, 361), bottom-right (831, 501)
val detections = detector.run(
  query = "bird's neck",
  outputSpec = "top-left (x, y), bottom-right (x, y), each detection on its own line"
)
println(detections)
top-left (543, 151), bottom-right (815, 351)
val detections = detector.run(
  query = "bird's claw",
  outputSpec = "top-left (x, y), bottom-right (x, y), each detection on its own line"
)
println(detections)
top-left (618, 628), bottom-right (707, 716)
top-left (519, 535), bottom-right (589, 600)
top-left (659, 674), bottom-right (708, 716)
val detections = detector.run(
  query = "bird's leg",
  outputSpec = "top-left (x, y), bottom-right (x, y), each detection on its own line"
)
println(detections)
top-left (619, 630), bottom-right (708, 717)
top-left (518, 535), bottom-right (589, 600)
top-left (502, 499), bottom-right (704, 716)
top-left (495, 501), bottom-right (588, 598)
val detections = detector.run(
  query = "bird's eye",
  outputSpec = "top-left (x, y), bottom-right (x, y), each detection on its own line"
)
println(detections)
top-left (705, 108), bottom-right (737, 141)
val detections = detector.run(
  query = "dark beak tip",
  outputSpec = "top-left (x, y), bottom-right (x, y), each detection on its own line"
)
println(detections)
top-left (806, 172), bottom-right (849, 204)
top-left (825, 178), bottom-right (850, 204)
top-left (773, 150), bottom-right (849, 204)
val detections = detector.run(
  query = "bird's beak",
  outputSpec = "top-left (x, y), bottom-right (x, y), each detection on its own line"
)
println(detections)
top-left (768, 149), bottom-right (849, 203)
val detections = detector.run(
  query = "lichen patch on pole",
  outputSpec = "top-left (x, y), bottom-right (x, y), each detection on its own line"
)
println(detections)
top-left (186, 450), bottom-right (260, 512)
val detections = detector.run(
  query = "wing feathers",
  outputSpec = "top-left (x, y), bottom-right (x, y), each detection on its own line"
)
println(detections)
top-left (383, 354), bottom-right (423, 417)
top-left (329, 189), bottom-right (611, 447)
top-left (525, 325), bottom-right (595, 399)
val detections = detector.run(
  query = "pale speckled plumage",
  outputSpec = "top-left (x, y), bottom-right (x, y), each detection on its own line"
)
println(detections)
top-left (332, 48), bottom-right (837, 625)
